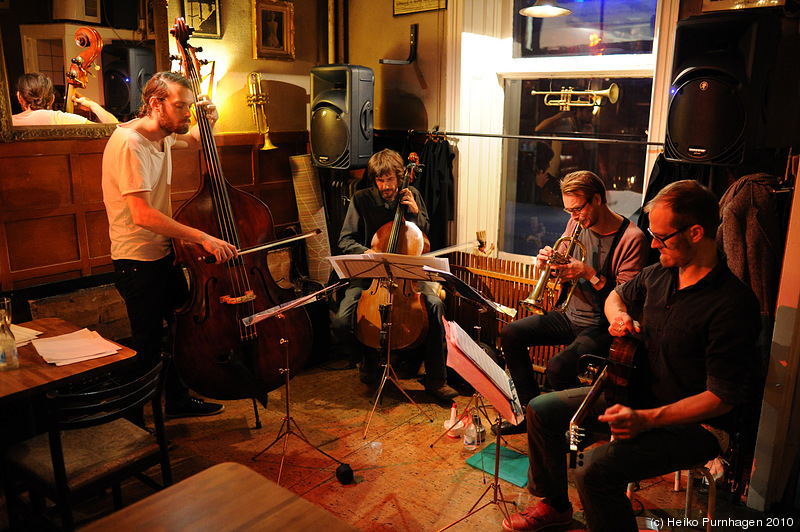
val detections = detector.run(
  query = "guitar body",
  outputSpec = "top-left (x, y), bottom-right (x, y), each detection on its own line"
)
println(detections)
top-left (568, 335), bottom-right (640, 467)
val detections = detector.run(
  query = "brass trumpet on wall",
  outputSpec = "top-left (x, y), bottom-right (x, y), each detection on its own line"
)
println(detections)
top-left (520, 223), bottom-right (587, 314)
top-left (247, 72), bottom-right (277, 151)
top-left (530, 83), bottom-right (619, 111)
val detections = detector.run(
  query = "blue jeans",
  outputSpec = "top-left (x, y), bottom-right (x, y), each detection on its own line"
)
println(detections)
top-left (526, 389), bottom-right (721, 532)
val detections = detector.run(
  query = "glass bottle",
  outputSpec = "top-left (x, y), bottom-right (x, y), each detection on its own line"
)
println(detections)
top-left (463, 412), bottom-right (477, 451)
top-left (473, 413), bottom-right (486, 443)
top-left (0, 313), bottom-right (19, 371)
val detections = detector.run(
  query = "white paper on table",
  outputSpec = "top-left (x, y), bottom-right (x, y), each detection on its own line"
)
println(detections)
top-left (11, 324), bottom-right (42, 347)
top-left (32, 329), bottom-right (121, 366)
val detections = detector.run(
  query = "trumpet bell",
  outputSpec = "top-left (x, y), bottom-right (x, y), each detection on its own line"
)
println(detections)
top-left (260, 132), bottom-right (277, 151)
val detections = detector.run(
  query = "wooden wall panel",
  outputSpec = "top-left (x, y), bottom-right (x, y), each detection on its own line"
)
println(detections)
top-left (0, 132), bottom-right (310, 291)
top-left (6, 215), bottom-right (79, 270)
top-left (0, 156), bottom-right (74, 211)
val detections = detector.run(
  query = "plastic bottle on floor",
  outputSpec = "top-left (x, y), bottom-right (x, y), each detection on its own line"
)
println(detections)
top-left (463, 414), bottom-right (477, 451)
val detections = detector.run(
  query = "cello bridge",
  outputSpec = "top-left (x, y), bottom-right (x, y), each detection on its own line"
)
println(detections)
top-left (219, 290), bottom-right (257, 305)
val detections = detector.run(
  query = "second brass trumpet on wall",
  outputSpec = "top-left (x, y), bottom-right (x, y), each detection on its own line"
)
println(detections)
top-left (247, 72), bottom-right (277, 151)
top-left (520, 223), bottom-right (586, 314)
top-left (531, 83), bottom-right (619, 111)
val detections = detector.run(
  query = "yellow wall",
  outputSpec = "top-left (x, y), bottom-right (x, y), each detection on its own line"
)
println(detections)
top-left (347, 0), bottom-right (448, 131)
top-left (166, 0), bottom-right (322, 133)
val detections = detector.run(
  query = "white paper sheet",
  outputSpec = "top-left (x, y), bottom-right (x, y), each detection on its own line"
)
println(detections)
top-left (32, 329), bottom-right (121, 366)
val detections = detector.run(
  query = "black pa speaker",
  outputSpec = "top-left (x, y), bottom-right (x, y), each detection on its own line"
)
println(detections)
top-left (310, 65), bottom-right (374, 170)
top-left (665, 12), bottom-right (781, 165)
top-left (102, 44), bottom-right (156, 121)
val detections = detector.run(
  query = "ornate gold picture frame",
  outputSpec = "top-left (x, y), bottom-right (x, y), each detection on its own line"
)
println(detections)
top-left (253, 0), bottom-right (295, 61)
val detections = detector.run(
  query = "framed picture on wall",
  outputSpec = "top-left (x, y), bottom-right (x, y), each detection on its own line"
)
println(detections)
top-left (394, 0), bottom-right (447, 16)
top-left (253, 0), bottom-right (296, 61)
top-left (183, 0), bottom-right (222, 39)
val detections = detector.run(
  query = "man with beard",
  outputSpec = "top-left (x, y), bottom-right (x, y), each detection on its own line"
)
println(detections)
top-left (502, 180), bottom-right (761, 532)
top-left (496, 171), bottom-right (647, 435)
top-left (102, 71), bottom-right (236, 419)
top-left (331, 149), bottom-right (457, 401)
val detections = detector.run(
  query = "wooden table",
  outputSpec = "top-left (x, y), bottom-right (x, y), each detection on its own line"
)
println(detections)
top-left (0, 317), bottom-right (136, 404)
top-left (79, 462), bottom-right (360, 531)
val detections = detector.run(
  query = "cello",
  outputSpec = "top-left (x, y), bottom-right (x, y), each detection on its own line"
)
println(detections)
top-left (354, 153), bottom-right (430, 351)
top-left (169, 18), bottom-right (312, 401)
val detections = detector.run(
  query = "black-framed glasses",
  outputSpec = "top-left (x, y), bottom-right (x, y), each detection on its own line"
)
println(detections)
top-left (563, 199), bottom-right (589, 215)
top-left (647, 225), bottom-right (691, 247)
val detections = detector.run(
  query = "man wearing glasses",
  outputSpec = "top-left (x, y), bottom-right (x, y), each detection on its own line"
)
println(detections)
top-left (503, 179), bottom-right (760, 532)
top-left (496, 170), bottom-right (648, 435)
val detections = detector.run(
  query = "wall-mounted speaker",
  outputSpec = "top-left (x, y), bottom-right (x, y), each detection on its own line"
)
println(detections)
top-left (665, 12), bottom-right (781, 165)
top-left (310, 65), bottom-right (374, 170)
top-left (102, 45), bottom-right (156, 121)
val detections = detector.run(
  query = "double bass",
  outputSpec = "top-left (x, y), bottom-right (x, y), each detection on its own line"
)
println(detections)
top-left (65, 27), bottom-right (102, 114)
top-left (354, 153), bottom-right (430, 351)
top-left (169, 18), bottom-right (312, 401)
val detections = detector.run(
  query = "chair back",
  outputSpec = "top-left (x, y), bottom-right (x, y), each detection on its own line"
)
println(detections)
top-left (46, 357), bottom-right (166, 431)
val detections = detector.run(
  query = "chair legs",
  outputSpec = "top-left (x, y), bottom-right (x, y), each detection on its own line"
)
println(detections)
top-left (675, 466), bottom-right (716, 532)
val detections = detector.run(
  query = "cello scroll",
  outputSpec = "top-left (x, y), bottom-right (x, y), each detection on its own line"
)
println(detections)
top-left (65, 27), bottom-right (103, 114)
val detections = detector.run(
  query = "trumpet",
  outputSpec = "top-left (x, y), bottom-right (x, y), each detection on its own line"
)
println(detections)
top-left (520, 223), bottom-right (586, 315)
top-left (530, 83), bottom-right (619, 111)
top-left (247, 72), bottom-right (277, 151)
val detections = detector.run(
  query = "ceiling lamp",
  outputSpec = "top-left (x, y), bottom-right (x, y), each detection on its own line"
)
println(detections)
top-left (519, 0), bottom-right (572, 18)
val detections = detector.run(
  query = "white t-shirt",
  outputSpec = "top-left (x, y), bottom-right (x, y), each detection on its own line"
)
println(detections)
top-left (102, 120), bottom-right (177, 261)
top-left (11, 109), bottom-right (90, 126)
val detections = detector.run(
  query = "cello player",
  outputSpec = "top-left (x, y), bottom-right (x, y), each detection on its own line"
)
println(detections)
top-left (502, 180), bottom-right (761, 532)
top-left (331, 149), bottom-right (458, 401)
top-left (102, 71), bottom-right (236, 419)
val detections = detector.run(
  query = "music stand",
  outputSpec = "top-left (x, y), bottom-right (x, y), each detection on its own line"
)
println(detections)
top-left (328, 253), bottom-right (449, 439)
top-left (422, 266), bottom-right (518, 449)
top-left (436, 319), bottom-right (525, 531)
top-left (245, 284), bottom-right (350, 485)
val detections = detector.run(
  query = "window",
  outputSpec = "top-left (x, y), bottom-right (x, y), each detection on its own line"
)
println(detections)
top-left (514, 0), bottom-right (658, 58)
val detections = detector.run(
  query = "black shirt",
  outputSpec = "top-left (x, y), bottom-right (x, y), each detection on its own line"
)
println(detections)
top-left (338, 185), bottom-right (430, 254)
top-left (616, 256), bottom-right (761, 433)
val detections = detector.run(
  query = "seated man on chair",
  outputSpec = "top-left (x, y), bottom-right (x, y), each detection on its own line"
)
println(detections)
top-left (497, 170), bottom-right (647, 434)
top-left (330, 148), bottom-right (458, 401)
top-left (502, 180), bottom-right (762, 532)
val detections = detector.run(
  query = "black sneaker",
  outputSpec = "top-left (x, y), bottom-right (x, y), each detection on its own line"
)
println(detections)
top-left (490, 419), bottom-right (527, 436)
top-left (165, 397), bottom-right (225, 419)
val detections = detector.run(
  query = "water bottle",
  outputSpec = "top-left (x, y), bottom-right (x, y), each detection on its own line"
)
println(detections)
top-left (473, 413), bottom-right (486, 443)
top-left (0, 316), bottom-right (19, 371)
top-left (463, 414), bottom-right (477, 451)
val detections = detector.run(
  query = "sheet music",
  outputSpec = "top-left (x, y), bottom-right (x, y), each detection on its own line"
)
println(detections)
top-left (423, 266), bottom-right (517, 318)
top-left (32, 329), bottom-right (121, 366)
top-left (445, 320), bottom-right (523, 417)
top-left (327, 253), bottom-right (449, 280)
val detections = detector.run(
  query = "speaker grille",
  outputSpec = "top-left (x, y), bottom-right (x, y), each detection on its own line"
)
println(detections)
top-left (310, 107), bottom-right (349, 167)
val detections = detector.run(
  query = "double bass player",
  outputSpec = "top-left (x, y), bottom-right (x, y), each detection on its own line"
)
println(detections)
top-left (331, 149), bottom-right (458, 401)
top-left (102, 71), bottom-right (235, 419)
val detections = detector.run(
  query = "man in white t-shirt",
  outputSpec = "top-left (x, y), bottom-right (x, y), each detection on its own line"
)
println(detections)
top-left (102, 71), bottom-right (236, 419)
top-left (12, 72), bottom-right (118, 126)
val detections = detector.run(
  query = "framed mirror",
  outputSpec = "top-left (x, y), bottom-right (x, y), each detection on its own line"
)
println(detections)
top-left (0, 1), bottom-right (169, 143)
top-left (0, 26), bottom-right (116, 142)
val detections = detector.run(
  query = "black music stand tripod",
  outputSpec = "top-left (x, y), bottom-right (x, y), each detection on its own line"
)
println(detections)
top-left (362, 264), bottom-right (434, 440)
top-left (245, 284), bottom-right (353, 485)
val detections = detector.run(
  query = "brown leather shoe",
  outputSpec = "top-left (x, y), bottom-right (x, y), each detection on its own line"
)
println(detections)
top-left (502, 500), bottom-right (572, 532)
top-left (425, 381), bottom-right (459, 400)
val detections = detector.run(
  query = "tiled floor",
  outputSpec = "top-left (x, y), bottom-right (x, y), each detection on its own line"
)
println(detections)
top-left (0, 358), bottom-right (789, 531)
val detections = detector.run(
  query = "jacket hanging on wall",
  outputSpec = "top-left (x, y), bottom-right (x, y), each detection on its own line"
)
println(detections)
top-left (417, 137), bottom-right (455, 251)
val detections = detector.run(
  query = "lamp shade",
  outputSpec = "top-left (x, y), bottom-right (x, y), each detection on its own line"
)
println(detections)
top-left (519, 0), bottom-right (572, 18)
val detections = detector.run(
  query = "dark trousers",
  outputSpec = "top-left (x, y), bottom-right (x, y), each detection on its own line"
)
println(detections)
top-left (527, 389), bottom-right (721, 532)
top-left (331, 279), bottom-right (448, 383)
top-left (500, 311), bottom-right (613, 405)
top-left (113, 253), bottom-right (190, 406)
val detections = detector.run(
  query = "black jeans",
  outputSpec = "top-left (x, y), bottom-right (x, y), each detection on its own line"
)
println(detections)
top-left (500, 311), bottom-right (613, 405)
top-left (526, 389), bottom-right (720, 532)
top-left (113, 253), bottom-right (190, 406)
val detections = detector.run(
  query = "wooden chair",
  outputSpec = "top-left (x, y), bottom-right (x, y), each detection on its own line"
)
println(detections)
top-left (1, 356), bottom-right (172, 531)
